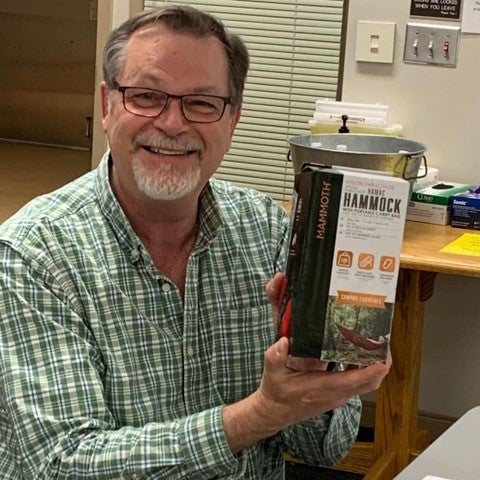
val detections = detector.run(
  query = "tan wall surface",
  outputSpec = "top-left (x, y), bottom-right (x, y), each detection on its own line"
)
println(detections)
top-left (343, 0), bottom-right (480, 420)
top-left (0, 1), bottom-right (97, 148)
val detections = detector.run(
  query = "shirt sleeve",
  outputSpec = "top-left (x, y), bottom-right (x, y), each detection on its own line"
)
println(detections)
top-left (278, 395), bottom-right (362, 466)
top-left (0, 244), bottom-right (240, 479)
top-left (268, 196), bottom-right (290, 273)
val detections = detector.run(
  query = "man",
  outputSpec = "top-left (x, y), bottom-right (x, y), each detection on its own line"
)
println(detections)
top-left (0, 5), bottom-right (389, 478)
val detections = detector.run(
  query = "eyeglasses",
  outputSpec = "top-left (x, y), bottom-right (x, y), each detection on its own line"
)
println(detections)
top-left (116, 86), bottom-right (231, 123)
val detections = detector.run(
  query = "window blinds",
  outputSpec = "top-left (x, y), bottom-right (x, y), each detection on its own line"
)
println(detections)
top-left (144, 0), bottom-right (344, 201)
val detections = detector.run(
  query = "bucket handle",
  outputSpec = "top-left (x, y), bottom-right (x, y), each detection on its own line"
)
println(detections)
top-left (287, 149), bottom-right (329, 171)
top-left (402, 154), bottom-right (427, 181)
top-left (287, 149), bottom-right (329, 172)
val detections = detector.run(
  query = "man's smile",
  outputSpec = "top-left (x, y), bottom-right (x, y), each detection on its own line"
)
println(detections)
top-left (141, 145), bottom-right (197, 156)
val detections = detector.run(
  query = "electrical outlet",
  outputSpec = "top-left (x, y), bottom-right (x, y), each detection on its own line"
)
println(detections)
top-left (404, 22), bottom-right (460, 67)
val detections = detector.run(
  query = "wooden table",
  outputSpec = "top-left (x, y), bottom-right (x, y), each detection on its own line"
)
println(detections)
top-left (334, 221), bottom-right (480, 479)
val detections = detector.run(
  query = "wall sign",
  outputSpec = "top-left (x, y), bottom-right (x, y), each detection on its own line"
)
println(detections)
top-left (410, 0), bottom-right (462, 19)
top-left (462, 0), bottom-right (480, 33)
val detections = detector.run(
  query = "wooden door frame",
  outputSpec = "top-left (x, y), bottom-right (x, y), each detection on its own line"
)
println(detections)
top-left (91, 0), bottom-right (144, 168)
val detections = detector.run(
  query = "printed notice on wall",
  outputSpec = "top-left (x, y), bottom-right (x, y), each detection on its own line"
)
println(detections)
top-left (462, 0), bottom-right (480, 32)
top-left (410, 0), bottom-right (462, 19)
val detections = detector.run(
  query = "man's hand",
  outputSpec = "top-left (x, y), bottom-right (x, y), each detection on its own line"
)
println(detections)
top-left (266, 272), bottom-right (328, 371)
top-left (223, 337), bottom-right (390, 453)
top-left (223, 270), bottom-right (391, 453)
top-left (255, 336), bottom-right (391, 427)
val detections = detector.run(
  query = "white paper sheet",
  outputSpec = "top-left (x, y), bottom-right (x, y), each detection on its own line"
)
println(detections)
top-left (462, 0), bottom-right (480, 33)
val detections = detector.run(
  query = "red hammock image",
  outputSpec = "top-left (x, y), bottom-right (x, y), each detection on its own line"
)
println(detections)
top-left (336, 324), bottom-right (387, 351)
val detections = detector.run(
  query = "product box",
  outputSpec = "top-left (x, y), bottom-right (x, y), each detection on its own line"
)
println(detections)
top-left (406, 182), bottom-right (471, 225)
top-left (451, 186), bottom-right (480, 230)
top-left (277, 165), bottom-right (410, 366)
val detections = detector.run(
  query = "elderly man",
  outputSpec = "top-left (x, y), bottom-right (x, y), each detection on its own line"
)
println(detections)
top-left (0, 4), bottom-right (389, 478)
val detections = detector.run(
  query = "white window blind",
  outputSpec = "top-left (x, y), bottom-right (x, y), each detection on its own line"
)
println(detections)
top-left (144, 0), bottom-right (344, 201)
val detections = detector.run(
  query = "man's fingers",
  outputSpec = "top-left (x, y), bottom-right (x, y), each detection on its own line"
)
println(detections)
top-left (264, 336), bottom-right (289, 367)
top-left (286, 356), bottom-right (328, 372)
top-left (259, 338), bottom-right (392, 425)
top-left (265, 272), bottom-right (285, 304)
top-left (297, 362), bottom-right (389, 404)
top-left (385, 350), bottom-right (393, 369)
top-left (266, 272), bottom-right (285, 325)
top-left (338, 361), bottom-right (390, 396)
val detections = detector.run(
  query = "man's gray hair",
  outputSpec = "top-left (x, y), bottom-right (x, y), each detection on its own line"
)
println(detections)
top-left (102, 4), bottom-right (249, 109)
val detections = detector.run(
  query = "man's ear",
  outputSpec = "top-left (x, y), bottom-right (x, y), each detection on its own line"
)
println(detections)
top-left (100, 82), bottom-right (110, 133)
top-left (100, 81), bottom-right (109, 119)
top-left (230, 105), bottom-right (242, 135)
top-left (224, 106), bottom-right (242, 153)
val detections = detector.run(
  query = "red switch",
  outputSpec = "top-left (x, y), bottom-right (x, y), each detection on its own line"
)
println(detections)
top-left (443, 41), bottom-right (450, 54)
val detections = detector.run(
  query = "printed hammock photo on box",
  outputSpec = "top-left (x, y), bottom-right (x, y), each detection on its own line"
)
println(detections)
top-left (277, 163), bottom-right (410, 366)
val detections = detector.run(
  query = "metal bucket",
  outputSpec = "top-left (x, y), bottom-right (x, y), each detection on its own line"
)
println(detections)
top-left (288, 134), bottom-right (427, 181)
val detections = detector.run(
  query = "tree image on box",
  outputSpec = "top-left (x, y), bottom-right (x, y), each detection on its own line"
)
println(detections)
top-left (322, 299), bottom-right (392, 364)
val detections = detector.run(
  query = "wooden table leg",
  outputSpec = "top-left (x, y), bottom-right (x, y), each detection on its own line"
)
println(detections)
top-left (368, 268), bottom-right (437, 478)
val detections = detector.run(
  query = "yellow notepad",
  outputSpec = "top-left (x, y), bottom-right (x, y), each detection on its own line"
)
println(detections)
top-left (440, 233), bottom-right (480, 257)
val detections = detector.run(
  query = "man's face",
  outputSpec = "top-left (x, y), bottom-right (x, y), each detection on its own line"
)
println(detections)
top-left (101, 23), bottom-right (240, 203)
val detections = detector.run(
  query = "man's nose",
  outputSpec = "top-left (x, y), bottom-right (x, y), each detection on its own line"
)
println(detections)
top-left (152, 97), bottom-right (189, 133)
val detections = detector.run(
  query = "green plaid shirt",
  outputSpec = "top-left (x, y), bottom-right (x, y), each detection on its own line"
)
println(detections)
top-left (0, 153), bottom-right (361, 479)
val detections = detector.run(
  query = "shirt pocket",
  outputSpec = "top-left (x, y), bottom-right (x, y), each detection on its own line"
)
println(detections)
top-left (210, 303), bottom-right (275, 404)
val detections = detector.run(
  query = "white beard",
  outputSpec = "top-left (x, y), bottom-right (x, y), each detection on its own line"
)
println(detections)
top-left (132, 154), bottom-right (201, 200)
top-left (132, 131), bottom-right (203, 200)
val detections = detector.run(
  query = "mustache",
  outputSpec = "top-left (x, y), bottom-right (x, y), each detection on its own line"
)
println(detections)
top-left (135, 131), bottom-right (204, 152)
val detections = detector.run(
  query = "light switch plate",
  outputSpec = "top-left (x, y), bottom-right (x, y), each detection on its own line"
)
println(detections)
top-left (404, 22), bottom-right (460, 67)
top-left (355, 21), bottom-right (396, 64)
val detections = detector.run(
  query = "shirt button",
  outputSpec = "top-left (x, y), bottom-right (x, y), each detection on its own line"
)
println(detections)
top-left (161, 283), bottom-right (171, 293)
top-left (187, 346), bottom-right (195, 357)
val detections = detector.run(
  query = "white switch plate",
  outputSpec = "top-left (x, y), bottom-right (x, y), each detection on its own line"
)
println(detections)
top-left (355, 21), bottom-right (396, 64)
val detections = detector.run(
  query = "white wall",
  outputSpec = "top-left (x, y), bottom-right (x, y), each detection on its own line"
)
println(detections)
top-left (343, 0), bottom-right (480, 418)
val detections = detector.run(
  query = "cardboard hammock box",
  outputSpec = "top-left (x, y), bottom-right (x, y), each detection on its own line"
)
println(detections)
top-left (277, 163), bottom-right (410, 366)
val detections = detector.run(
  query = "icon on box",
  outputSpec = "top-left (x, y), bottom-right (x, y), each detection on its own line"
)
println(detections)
top-left (358, 253), bottom-right (374, 270)
top-left (337, 250), bottom-right (353, 267)
top-left (380, 256), bottom-right (396, 272)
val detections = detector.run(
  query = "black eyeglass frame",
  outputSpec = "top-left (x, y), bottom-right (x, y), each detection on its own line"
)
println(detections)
top-left (115, 85), bottom-right (232, 124)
